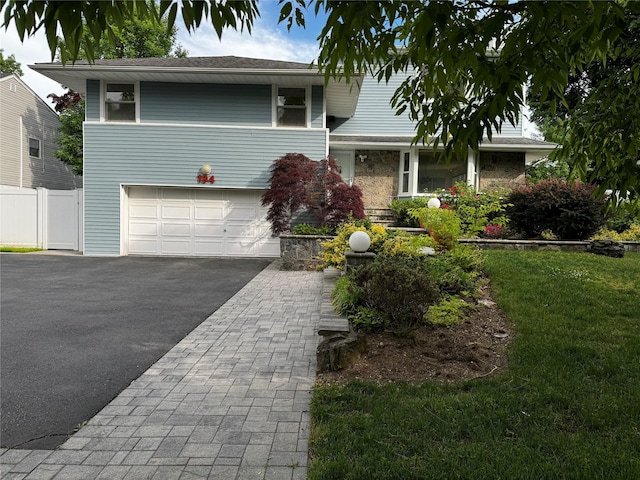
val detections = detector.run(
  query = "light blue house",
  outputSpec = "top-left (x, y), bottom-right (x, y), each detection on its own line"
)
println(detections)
top-left (32, 56), bottom-right (553, 257)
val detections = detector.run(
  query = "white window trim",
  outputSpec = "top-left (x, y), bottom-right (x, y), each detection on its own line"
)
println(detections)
top-left (399, 150), bottom-right (411, 194)
top-left (28, 136), bottom-right (41, 159)
top-left (101, 80), bottom-right (140, 123)
top-left (272, 85), bottom-right (310, 128)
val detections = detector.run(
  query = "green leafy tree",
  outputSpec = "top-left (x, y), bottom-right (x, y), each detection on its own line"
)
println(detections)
top-left (528, 7), bottom-right (640, 196)
top-left (57, 3), bottom-right (187, 60)
top-left (55, 100), bottom-right (84, 175)
top-left (0, 49), bottom-right (23, 75)
top-left (49, 2), bottom-right (187, 175)
top-left (4, 1), bottom-right (640, 197)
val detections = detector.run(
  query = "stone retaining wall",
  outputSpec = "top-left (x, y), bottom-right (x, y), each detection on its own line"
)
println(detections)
top-left (280, 235), bottom-right (640, 267)
top-left (461, 239), bottom-right (640, 253)
top-left (279, 234), bottom-right (333, 270)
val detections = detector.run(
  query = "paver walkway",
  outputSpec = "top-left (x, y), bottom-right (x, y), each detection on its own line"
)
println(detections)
top-left (0, 262), bottom-right (322, 480)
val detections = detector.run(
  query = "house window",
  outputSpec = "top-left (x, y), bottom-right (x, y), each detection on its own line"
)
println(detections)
top-left (277, 87), bottom-right (306, 127)
top-left (9, 82), bottom-right (17, 93)
top-left (401, 152), bottom-right (410, 193)
top-left (28, 137), bottom-right (41, 158)
top-left (417, 151), bottom-right (466, 192)
top-left (105, 83), bottom-right (136, 121)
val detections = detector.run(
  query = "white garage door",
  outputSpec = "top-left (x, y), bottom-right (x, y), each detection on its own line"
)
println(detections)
top-left (127, 187), bottom-right (280, 257)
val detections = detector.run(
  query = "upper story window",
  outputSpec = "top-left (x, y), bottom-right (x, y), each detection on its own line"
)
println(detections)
top-left (105, 83), bottom-right (136, 121)
top-left (276, 87), bottom-right (306, 127)
top-left (28, 137), bottom-right (41, 158)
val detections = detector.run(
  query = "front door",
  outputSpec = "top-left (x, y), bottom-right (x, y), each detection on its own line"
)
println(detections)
top-left (331, 151), bottom-right (355, 186)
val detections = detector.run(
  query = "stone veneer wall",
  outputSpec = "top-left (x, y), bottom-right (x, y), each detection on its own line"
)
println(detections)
top-left (280, 235), bottom-right (640, 269)
top-left (279, 235), bottom-right (333, 270)
top-left (479, 151), bottom-right (526, 191)
top-left (354, 150), bottom-right (399, 209)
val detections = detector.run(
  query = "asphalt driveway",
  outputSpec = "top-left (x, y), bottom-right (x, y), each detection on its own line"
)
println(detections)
top-left (0, 254), bottom-right (272, 450)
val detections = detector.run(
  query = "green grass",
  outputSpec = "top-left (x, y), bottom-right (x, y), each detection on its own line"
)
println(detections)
top-left (309, 251), bottom-right (640, 479)
top-left (0, 246), bottom-right (42, 252)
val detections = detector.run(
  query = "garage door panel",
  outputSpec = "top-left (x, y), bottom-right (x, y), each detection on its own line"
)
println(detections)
top-left (227, 205), bottom-right (255, 220)
top-left (194, 240), bottom-right (224, 256)
top-left (160, 239), bottom-right (192, 255)
top-left (129, 238), bottom-right (159, 255)
top-left (161, 223), bottom-right (191, 236)
top-left (129, 187), bottom-right (158, 199)
top-left (128, 187), bottom-right (278, 257)
top-left (195, 205), bottom-right (224, 220)
top-left (194, 223), bottom-right (224, 237)
top-left (130, 204), bottom-right (158, 218)
top-left (162, 189), bottom-right (191, 200)
top-left (130, 222), bottom-right (159, 236)
top-left (161, 205), bottom-right (191, 220)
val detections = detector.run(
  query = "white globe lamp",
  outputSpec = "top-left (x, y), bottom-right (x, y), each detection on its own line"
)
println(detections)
top-left (349, 231), bottom-right (371, 253)
top-left (427, 197), bottom-right (441, 209)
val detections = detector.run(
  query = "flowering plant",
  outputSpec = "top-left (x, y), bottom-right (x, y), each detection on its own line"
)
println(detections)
top-left (483, 224), bottom-right (505, 238)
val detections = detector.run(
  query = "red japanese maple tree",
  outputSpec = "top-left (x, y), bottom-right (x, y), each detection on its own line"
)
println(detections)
top-left (261, 153), bottom-right (365, 235)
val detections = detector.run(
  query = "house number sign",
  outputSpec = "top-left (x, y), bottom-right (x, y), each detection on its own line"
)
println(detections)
top-left (197, 174), bottom-right (215, 184)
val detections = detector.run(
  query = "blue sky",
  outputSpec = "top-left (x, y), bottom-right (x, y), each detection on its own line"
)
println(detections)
top-left (1, 1), bottom-right (326, 103)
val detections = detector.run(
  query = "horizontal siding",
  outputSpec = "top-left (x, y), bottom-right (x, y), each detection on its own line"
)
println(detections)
top-left (141, 82), bottom-right (272, 126)
top-left (0, 79), bottom-right (22, 187)
top-left (311, 85), bottom-right (324, 128)
top-left (331, 74), bottom-right (523, 138)
top-left (1, 76), bottom-right (80, 189)
top-left (83, 123), bottom-right (327, 255)
top-left (330, 74), bottom-right (416, 136)
top-left (86, 80), bottom-right (101, 121)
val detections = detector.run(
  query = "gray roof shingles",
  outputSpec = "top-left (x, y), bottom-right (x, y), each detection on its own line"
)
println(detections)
top-left (33, 56), bottom-right (313, 70)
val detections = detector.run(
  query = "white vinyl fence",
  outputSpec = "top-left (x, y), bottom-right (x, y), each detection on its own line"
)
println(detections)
top-left (0, 187), bottom-right (83, 251)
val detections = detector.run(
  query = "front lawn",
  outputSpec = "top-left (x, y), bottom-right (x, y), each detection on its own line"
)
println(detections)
top-left (309, 251), bottom-right (640, 479)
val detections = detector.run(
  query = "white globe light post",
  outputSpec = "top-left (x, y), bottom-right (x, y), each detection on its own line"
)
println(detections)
top-left (349, 231), bottom-right (371, 253)
top-left (427, 197), bottom-right (441, 209)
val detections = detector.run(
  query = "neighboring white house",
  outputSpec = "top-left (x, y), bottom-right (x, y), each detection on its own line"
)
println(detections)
top-left (0, 72), bottom-right (81, 189)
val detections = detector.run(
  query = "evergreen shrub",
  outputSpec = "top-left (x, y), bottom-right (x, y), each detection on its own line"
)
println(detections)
top-left (506, 179), bottom-right (605, 240)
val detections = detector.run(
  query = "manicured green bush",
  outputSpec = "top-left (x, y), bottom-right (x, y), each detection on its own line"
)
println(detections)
top-left (389, 197), bottom-right (431, 227)
top-left (409, 207), bottom-right (461, 250)
top-left (425, 296), bottom-right (476, 326)
top-left (378, 233), bottom-right (437, 258)
top-left (331, 275), bottom-right (362, 316)
top-left (320, 221), bottom-right (390, 270)
top-left (349, 255), bottom-right (440, 334)
top-left (605, 199), bottom-right (640, 233)
top-left (437, 182), bottom-right (510, 237)
top-left (291, 223), bottom-right (335, 236)
top-left (592, 223), bottom-right (640, 241)
top-left (349, 306), bottom-right (387, 333)
top-left (506, 179), bottom-right (605, 240)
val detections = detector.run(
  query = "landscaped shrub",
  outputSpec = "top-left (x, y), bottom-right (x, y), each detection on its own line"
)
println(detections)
top-left (592, 223), bottom-right (640, 241)
top-left (389, 197), bottom-right (431, 227)
top-left (389, 183), bottom-right (509, 236)
top-left (437, 182), bottom-right (510, 237)
top-left (390, 243), bottom-right (482, 296)
top-left (379, 233), bottom-right (437, 258)
top-left (331, 274), bottom-right (362, 316)
top-left (320, 220), bottom-right (390, 270)
top-left (505, 179), bottom-right (605, 240)
top-left (424, 296), bottom-right (476, 326)
top-left (409, 207), bottom-right (461, 250)
top-left (291, 223), bottom-right (335, 236)
top-left (605, 199), bottom-right (640, 233)
top-left (349, 255), bottom-right (440, 333)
